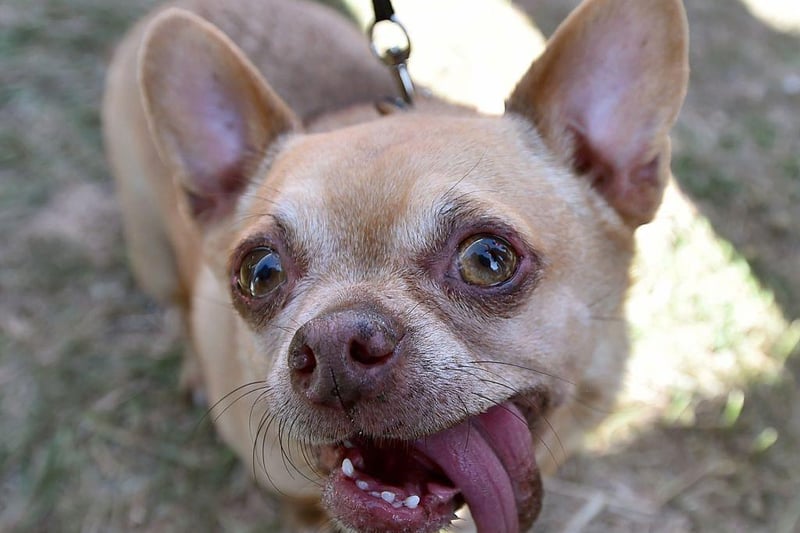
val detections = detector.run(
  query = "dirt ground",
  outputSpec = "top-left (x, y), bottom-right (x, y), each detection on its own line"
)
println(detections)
top-left (0, 0), bottom-right (798, 532)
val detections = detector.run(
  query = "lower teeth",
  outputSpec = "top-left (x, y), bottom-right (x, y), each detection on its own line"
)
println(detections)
top-left (341, 459), bottom-right (421, 509)
top-left (404, 495), bottom-right (420, 509)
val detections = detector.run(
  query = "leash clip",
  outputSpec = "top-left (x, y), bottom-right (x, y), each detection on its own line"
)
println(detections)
top-left (369, 2), bottom-right (415, 105)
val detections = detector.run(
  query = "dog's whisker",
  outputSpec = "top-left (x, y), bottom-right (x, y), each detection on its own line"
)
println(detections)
top-left (261, 413), bottom-right (286, 490)
top-left (195, 380), bottom-right (267, 430)
top-left (453, 363), bottom-right (520, 389)
top-left (252, 410), bottom-right (269, 475)
top-left (251, 413), bottom-right (265, 481)
top-left (440, 149), bottom-right (487, 204)
top-left (261, 406), bottom-right (283, 480)
top-left (248, 389), bottom-right (272, 436)
top-left (469, 359), bottom-right (577, 386)
top-left (253, 322), bottom-right (296, 335)
top-left (229, 205), bottom-right (278, 227)
top-left (252, 411), bottom-right (288, 497)
top-left (276, 417), bottom-right (296, 481)
top-left (454, 392), bottom-right (472, 426)
top-left (463, 412), bottom-right (475, 455)
top-left (475, 376), bottom-right (523, 397)
top-left (209, 385), bottom-right (267, 424)
top-left (535, 430), bottom-right (560, 471)
top-left (283, 417), bottom-right (322, 486)
top-left (443, 365), bottom-right (523, 398)
top-left (467, 360), bottom-right (619, 419)
top-left (283, 315), bottom-right (304, 329)
top-left (274, 410), bottom-right (318, 486)
top-left (438, 188), bottom-right (503, 218)
top-left (252, 409), bottom-right (273, 467)
top-left (299, 439), bottom-right (323, 482)
top-left (538, 411), bottom-right (568, 465)
top-left (401, 300), bottom-right (425, 319)
top-left (452, 364), bottom-right (614, 432)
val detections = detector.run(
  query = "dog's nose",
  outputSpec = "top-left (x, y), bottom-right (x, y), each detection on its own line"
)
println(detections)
top-left (288, 308), bottom-right (402, 410)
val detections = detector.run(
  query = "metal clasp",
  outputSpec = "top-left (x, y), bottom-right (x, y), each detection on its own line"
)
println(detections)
top-left (369, 16), bottom-right (415, 105)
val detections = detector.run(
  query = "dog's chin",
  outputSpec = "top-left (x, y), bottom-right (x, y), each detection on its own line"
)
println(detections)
top-left (315, 398), bottom-right (544, 533)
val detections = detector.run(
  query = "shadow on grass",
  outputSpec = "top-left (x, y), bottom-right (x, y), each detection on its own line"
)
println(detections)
top-left (536, 342), bottom-right (800, 533)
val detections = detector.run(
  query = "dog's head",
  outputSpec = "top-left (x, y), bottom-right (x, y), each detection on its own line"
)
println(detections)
top-left (139, 0), bottom-right (688, 530)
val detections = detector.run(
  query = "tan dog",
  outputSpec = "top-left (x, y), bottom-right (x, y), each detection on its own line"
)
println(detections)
top-left (102, 0), bottom-right (688, 531)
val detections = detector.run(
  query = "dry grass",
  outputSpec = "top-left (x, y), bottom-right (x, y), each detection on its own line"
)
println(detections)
top-left (0, 0), bottom-right (798, 532)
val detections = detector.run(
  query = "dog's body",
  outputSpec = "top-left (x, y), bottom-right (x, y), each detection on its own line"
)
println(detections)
top-left (103, 0), bottom-right (688, 530)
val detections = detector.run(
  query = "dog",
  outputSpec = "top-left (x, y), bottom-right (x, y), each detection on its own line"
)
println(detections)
top-left (102, 0), bottom-right (688, 530)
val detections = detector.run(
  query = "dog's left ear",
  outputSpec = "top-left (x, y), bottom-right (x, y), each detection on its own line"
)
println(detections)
top-left (508, 0), bottom-right (689, 226)
top-left (139, 8), bottom-right (300, 225)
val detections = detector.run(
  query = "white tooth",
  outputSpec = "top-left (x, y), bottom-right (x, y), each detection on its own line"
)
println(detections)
top-left (369, 491), bottom-right (381, 498)
top-left (342, 458), bottom-right (355, 478)
top-left (404, 495), bottom-right (420, 509)
top-left (380, 491), bottom-right (396, 503)
top-left (392, 501), bottom-right (403, 509)
top-left (356, 480), bottom-right (369, 490)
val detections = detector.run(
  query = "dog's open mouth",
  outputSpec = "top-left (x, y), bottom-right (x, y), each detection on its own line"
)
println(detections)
top-left (317, 401), bottom-right (542, 533)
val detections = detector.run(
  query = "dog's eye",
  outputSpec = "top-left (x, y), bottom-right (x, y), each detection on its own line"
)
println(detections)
top-left (457, 235), bottom-right (518, 287)
top-left (237, 247), bottom-right (286, 298)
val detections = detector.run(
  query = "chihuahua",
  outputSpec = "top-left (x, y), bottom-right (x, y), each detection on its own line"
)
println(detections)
top-left (102, 0), bottom-right (688, 530)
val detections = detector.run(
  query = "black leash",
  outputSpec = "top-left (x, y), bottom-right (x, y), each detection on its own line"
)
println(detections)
top-left (371, 0), bottom-right (395, 23)
top-left (369, 0), bottom-right (415, 105)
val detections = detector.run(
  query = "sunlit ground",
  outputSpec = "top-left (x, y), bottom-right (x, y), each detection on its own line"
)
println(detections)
top-left (608, 184), bottom-right (797, 447)
top-left (741, 0), bottom-right (800, 33)
top-left (347, 0), bottom-right (543, 113)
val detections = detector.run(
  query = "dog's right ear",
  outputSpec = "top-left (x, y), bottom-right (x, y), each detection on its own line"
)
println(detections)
top-left (139, 8), bottom-right (299, 225)
top-left (508, 0), bottom-right (689, 227)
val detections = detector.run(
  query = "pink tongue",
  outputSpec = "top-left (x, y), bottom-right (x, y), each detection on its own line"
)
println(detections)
top-left (414, 403), bottom-right (534, 533)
